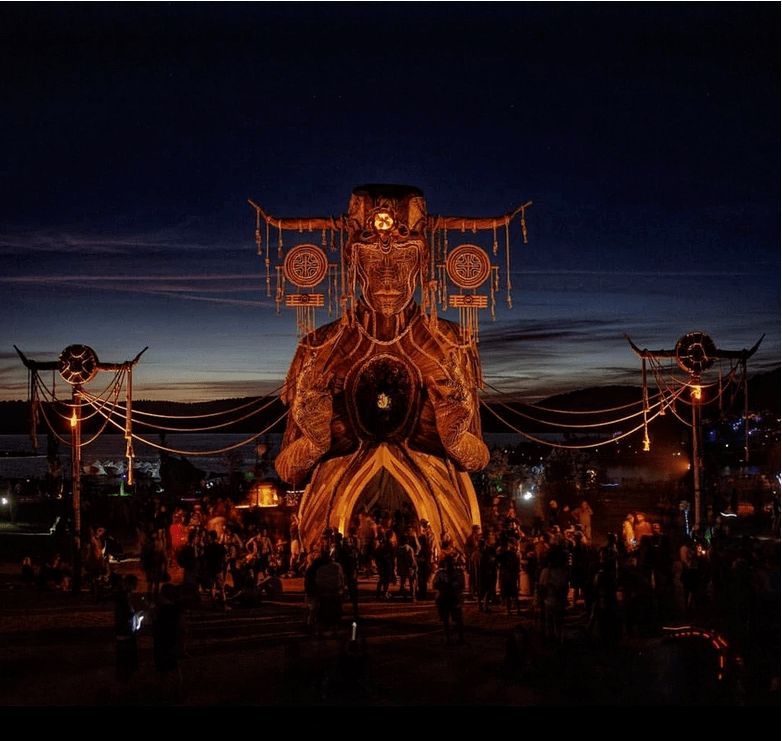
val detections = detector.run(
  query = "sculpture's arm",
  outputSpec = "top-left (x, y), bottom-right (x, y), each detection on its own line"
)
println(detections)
top-left (426, 348), bottom-right (489, 472)
top-left (275, 351), bottom-right (334, 485)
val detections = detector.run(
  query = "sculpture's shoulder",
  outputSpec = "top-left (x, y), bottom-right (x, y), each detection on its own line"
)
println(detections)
top-left (422, 316), bottom-right (481, 362)
top-left (301, 316), bottom-right (347, 350)
top-left (428, 315), bottom-right (462, 344)
top-left (288, 318), bottom-right (349, 366)
top-left (281, 318), bottom-right (353, 404)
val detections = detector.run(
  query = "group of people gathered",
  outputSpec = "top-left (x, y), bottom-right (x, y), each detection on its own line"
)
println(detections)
top-left (22, 491), bottom-right (776, 657)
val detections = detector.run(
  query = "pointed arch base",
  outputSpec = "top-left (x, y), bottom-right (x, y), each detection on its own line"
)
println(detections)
top-left (296, 443), bottom-right (481, 552)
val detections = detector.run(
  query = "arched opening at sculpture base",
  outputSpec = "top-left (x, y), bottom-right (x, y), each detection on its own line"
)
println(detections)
top-left (305, 444), bottom-right (480, 551)
top-left (350, 467), bottom-right (418, 530)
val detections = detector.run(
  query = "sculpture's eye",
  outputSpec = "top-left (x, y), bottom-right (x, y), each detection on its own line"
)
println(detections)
top-left (361, 230), bottom-right (374, 240)
top-left (396, 224), bottom-right (409, 238)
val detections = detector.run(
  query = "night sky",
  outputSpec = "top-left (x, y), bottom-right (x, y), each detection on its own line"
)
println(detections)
top-left (1, 3), bottom-right (778, 404)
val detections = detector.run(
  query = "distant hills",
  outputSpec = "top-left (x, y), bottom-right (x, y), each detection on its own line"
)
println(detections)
top-left (1, 368), bottom-right (778, 437)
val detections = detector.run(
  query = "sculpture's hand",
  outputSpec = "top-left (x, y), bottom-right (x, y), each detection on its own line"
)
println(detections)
top-left (276, 354), bottom-right (334, 484)
top-left (426, 376), bottom-right (472, 444)
top-left (291, 356), bottom-right (334, 450)
top-left (426, 351), bottom-right (476, 436)
top-left (425, 351), bottom-right (488, 471)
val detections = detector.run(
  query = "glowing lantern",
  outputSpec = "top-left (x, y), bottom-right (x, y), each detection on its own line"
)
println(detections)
top-left (251, 481), bottom-right (279, 508)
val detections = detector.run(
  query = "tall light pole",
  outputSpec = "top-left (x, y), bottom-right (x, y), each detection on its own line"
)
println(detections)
top-left (626, 332), bottom-right (763, 527)
top-left (15, 344), bottom-right (146, 592)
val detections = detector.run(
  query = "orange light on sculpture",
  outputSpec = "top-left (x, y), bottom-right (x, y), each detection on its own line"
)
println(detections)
top-left (70, 411), bottom-right (78, 428)
top-left (691, 384), bottom-right (702, 401)
top-left (643, 433), bottom-right (651, 452)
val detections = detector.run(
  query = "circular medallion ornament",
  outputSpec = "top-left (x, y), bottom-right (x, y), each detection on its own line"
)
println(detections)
top-left (445, 244), bottom-right (492, 289)
top-left (373, 210), bottom-right (395, 231)
top-left (345, 354), bottom-right (419, 442)
top-left (282, 244), bottom-right (329, 288)
top-left (675, 332), bottom-right (717, 374)
top-left (58, 344), bottom-right (99, 385)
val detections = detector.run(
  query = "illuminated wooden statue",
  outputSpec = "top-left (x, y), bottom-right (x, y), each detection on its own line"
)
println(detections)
top-left (249, 185), bottom-right (530, 550)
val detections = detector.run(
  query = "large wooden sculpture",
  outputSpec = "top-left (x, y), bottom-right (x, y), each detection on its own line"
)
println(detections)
top-left (249, 185), bottom-right (530, 550)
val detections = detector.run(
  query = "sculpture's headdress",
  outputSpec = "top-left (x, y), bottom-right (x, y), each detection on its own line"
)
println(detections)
top-left (249, 185), bottom-right (530, 340)
top-left (343, 183), bottom-right (428, 264)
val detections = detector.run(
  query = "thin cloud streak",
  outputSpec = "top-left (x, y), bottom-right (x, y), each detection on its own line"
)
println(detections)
top-left (1, 277), bottom-right (272, 308)
top-left (0, 224), bottom-right (234, 255)
top-left (0, 274), bottom-right (264, 283)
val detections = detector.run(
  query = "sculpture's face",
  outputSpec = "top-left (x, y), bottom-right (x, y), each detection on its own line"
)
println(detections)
top-left (352, 209), bottom-right (425, 316)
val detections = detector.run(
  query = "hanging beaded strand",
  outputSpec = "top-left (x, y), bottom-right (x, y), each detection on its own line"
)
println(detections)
top-left (275, 265), bottom-right (284, 315)
top-left (265, 219), bottom-right (271, 297)
top-left (490, 265), bottom-right (499, 321)
top-left (255, 207), bottom-right (262, 256)
top-left (442, 225), bottom-right (449, 312)
top-left (339, 223), bottom-right (347, 315)
top-left (505, 217), bottom-right (512, 308)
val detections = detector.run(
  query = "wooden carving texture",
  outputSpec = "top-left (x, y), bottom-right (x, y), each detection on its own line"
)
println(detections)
top-left (275, 185), bottom-right (489, 550)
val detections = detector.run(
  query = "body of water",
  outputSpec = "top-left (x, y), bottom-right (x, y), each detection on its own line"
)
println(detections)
top-left (0, 433), bottom-right (283, 480)
top-left (0, 432), bottom-right (537, 481)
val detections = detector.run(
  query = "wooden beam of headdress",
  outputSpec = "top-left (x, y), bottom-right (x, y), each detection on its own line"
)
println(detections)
top-left (430, 201), bottom-right (532, 231)
top-left (249, 199), bottom-right (532, 233)
top-left (248, 200), bottom-right (343, 232)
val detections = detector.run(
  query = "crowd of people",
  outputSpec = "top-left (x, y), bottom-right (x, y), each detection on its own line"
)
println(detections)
top-left (16, 490), bottom-right (778, 657)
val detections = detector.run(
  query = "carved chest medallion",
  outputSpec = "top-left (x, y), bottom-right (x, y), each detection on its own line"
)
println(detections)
top-left (345, 352), bottom-right (420, 442)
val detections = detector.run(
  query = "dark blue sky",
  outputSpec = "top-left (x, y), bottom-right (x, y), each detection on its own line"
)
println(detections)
top-left (1, 3), bottom-right (778, 402)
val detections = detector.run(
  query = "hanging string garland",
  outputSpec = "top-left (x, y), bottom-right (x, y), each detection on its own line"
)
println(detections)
top-left (623, 345), bottom-right (755, 455)
top-left (479, 397), bottom-right (668, 451)
top-left (83, 388), bottom-right (284, 434)
top-left (28, 369), bottom-right (40, 451)
top-left (118, 387), bottom-right (283, 420)
top-left (27, 344), bottom-right (290, 461)
top-left (33, 374), bottom-right (120, 449)
top-left (480, 384), bottom-right (665, 430)
top-left (83, 383), bottom-right (290, 460)
top-left (92, 402), bottom-right (290, 457)
top-left (642, 357), bottom-right (650, 450)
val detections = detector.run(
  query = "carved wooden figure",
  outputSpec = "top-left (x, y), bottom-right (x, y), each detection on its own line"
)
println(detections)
top-left (250, 185), bottom-right (530, 551)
